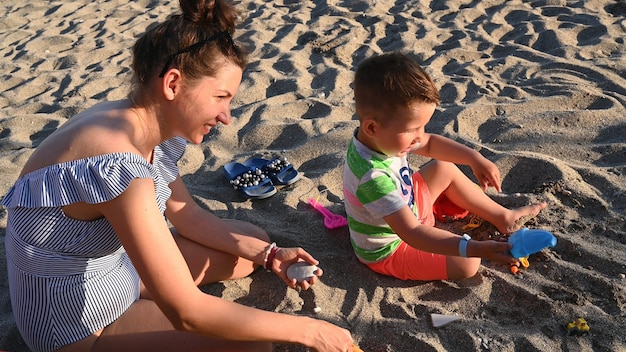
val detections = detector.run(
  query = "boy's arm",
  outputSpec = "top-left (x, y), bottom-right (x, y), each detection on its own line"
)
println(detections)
top-left (384, 206), bottom-right (467, 255)
top-left (384, 206), bottom-right (514, 263)
top-left (413, 134), bottom-right (502, 192)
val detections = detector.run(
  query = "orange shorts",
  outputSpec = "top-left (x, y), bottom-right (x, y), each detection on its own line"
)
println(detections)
top-left (365, 172), bottom-right (448, 281)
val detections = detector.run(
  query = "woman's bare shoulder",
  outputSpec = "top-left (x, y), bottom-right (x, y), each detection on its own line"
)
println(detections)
top-left (20, 100), bottom-right (142, 176)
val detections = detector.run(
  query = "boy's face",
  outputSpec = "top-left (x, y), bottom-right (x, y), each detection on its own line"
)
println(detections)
top-left (370, 102), bottom-right (436, 157)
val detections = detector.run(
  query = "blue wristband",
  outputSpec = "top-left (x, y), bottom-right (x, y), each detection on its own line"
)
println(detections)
top-left (459, 234), bottom-right (471, 257)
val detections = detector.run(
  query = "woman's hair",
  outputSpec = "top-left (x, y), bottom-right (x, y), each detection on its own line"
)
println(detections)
top-left (131, 0), bottom-right (247, 94)
top-left (354, 52), bottom-right (440, 122)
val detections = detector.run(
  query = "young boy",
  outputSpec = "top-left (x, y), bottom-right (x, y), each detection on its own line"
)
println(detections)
top-left (343, 52), bottom-right (547, 281)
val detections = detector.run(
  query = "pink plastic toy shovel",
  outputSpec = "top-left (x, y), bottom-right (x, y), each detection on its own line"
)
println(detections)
top-left (308, 198), bottom-right (348, 229)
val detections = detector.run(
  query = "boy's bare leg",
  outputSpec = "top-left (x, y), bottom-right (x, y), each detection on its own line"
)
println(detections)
top-left (445, 256), bottom-right (482, 280)
top-left (421, 161), bottom-right (545, 279)
top-left (420, 160), bottom-right (546, 234)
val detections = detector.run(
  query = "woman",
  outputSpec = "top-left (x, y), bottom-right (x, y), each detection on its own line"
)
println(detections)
top-left (1, 0), bottom-right (353, 351)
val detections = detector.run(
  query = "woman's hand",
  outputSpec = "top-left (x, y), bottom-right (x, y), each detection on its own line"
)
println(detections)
top-left (304, 317), bottom-right (354, 352)
top-left (270, 247), bottom-right (322, 290)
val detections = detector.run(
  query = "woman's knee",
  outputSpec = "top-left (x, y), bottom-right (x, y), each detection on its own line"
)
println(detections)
top-left (225, 219), bottom-right (270, 242)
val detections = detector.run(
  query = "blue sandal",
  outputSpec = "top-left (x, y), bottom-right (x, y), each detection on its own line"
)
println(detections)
top-left (224, 162), bottom-right (277, 199)
top-left (243, 156), bottom-right (301, 185)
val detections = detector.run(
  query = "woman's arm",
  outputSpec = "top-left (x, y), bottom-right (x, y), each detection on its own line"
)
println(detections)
top-left (98, 177), bottom-right (351, 348)
top-left (164, 175), bottom-right (320, 288)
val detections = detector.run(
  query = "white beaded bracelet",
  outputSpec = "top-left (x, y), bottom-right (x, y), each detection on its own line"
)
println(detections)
top-left (262, 242), bottom-right (277, 268)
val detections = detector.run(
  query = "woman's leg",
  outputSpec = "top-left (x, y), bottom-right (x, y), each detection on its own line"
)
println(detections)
top-left (174, 219), bottom-right (270, 286)
top-left (57, 300), bottom-right (271, 352)
top-left (138, 219), bottom-right (268, 300)
top-left (57, 220), bottom-right (273, 352)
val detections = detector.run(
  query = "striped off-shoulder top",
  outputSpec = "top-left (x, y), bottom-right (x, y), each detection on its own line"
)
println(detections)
top-left (1, 137), bottom-right (186, 352)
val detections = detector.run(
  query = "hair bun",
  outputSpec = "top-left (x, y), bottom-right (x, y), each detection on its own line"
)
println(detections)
top-left (179, 0), bottom-right (237, 32)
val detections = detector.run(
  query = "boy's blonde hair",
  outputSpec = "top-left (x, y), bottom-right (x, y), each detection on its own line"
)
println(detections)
top-left (354, 52), bottom-right (440, 123)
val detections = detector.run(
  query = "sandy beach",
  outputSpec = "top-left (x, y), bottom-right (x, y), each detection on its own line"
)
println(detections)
top-left (1, 0), bottom-right (625, 351)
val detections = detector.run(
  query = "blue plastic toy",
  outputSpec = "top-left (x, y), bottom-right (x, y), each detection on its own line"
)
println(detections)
top-left (508, 228), bottom-right (557, 258)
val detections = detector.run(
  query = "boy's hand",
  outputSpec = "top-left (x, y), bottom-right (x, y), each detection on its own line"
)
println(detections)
top-left (470, 156), bottom-right (502, 192)
top-left (473, 240), bottom-right (516, 264)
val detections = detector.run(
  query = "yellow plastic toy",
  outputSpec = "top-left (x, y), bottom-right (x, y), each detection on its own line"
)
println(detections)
top-left (519, 257), bottom-right (529, 268)
top-left (566, 318), bottom-right (590, 335)
top-left (460, 214), bottom-right (483, 231)
top-left (509, 257), bottom-right (529, 274)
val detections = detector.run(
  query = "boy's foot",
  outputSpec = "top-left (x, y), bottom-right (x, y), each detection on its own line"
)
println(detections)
top-left (502, 202), bottom-right (547, 234)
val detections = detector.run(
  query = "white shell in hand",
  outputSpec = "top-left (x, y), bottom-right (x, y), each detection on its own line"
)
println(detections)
top-left (286, 262), bottom-right (319, 282)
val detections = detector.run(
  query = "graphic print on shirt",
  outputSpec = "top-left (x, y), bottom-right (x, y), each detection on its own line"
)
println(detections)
top-left (400, 164), bottom-right (416, 211)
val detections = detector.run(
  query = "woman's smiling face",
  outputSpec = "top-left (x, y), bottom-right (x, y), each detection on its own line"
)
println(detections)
top-left (174, 61), bottom-right (243, 144)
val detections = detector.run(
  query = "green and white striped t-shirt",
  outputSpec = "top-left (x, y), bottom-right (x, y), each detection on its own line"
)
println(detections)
top-left (343, 133), bottom-right (418, 263)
